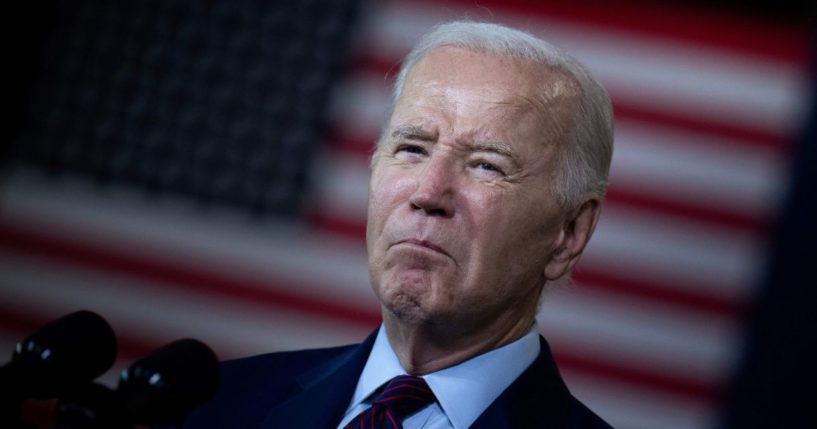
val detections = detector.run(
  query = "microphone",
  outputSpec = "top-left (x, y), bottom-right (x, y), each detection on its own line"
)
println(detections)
top-left (0, 310), bottom-right (117, 426)
top-left (1, 310), bottom-right (117, 399)
top-left (55, 339), bottom-right (221, 428)
top-left (117, 338), bottom-right (220, 425)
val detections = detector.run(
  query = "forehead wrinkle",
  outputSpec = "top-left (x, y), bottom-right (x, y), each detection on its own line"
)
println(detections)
top-left (391, 61), bottom-right (572, 156)
top-left (442, 124), bottom-right (524, 170)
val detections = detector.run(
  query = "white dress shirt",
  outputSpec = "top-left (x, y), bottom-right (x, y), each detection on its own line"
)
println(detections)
top-left (336, 323), bottom-right (540, 429)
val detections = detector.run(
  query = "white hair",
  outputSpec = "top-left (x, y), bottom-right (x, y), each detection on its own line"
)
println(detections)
top-left (382, 21), bottom-right (614, 210)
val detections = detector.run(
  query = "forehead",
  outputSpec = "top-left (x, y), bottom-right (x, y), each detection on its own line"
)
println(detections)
top-left (405, 46), bottom-right (545, 94)
top-left (394, 46), bottom-right (579, 141)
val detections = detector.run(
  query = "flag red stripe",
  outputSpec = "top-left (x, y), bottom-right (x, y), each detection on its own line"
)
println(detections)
top-left (572, 269), bottom-right (746, 317)
top-left (603, 188), bottom-right (767, 235)
top-left (397, 0), bottom-right (810, 64)
top-left (0, 222), bottom-right (383, 330)
top-left (610, 103), bottom-right (790, 150)
top-left (555, 348), bottom-right (718, 400)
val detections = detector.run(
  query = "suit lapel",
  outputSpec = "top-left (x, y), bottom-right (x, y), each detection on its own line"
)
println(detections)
top-left (470, 336), bottom-right (572, 429)
top-left (261, 331), bottom-right (377, 429)
top-left (257, 333), bottom-right (575, 428)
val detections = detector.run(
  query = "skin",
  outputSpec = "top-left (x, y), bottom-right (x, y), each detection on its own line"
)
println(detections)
top-left (366, 46), bottom-right (602, 375)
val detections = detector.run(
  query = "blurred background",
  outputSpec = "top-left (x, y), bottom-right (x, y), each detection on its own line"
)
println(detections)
top-left (1, 0), bottom-right (814, 428)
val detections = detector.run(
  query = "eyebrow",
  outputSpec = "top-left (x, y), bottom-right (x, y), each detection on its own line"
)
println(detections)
top-left (390, 125), bottom-right (520, 164)
top-left (391, 124), bottom-right (437, 141)
top-left (469, 141), bottom-right (515, 159)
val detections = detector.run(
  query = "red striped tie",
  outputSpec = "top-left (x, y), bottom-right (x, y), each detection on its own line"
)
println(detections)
top-left (344, 375), bottom-right (437, 429)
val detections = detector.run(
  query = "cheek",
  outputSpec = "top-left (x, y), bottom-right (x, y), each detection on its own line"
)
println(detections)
top-left (367, 169), bottom-right (414, 241)
top-left (372, 165), bottom-right (419, 204)
top-left (456, 190), bottom-right (511, 269)
top-left (459, 187), bottom-right (511, 241)
top-left (368, 180), bottom-right (394, 223)
top-left (464, 190), bottom-right (559, 261)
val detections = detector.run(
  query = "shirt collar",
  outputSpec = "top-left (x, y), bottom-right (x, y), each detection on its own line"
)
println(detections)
top-left (348, 323), bottom-right (540, 429)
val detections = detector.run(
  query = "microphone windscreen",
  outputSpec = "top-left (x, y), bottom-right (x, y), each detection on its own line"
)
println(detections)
top-left (10, 310), bottom-right (117, 399)
top-left (118, 338), bottom-right (220, 425)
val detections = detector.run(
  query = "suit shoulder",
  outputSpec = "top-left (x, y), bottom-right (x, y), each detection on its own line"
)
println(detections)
top-left (215, 343), bottom-right (359, 400)
top-left (566, 396), bottom-right (614, 429)
top-left (180, 343), bottom-right (359, 428)
top-left (221, 343), bottom-right (357, 379)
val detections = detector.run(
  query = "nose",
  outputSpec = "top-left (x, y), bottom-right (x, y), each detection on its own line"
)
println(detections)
top-left (409, 156), bottom-right (455, 218)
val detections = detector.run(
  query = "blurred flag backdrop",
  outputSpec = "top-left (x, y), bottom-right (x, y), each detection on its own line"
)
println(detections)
top-left (0, 1), bottom-right (812, 428)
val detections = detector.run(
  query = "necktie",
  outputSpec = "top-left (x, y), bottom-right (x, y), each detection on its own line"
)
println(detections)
top-left (344, 375), bottom-right (437, 429)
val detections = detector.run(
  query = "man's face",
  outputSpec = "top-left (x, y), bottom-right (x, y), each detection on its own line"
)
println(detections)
top-left (366, 46), bottom-right (580, 334)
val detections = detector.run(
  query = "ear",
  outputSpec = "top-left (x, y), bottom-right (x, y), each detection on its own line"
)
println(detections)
top-left (544, 196), bottom-right (603, 281)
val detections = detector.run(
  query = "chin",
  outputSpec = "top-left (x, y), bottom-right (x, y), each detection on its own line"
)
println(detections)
top-left (383, 293), bottom-right (429, 325)
top-left (378, 280), bottom-right (434, 322)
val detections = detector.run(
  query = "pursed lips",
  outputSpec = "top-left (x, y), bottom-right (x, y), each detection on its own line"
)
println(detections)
top-left (395, 238), bottom-right (451, 258)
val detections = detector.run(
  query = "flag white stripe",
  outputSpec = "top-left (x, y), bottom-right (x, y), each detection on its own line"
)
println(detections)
top-left (357, 1), bottom-right (808, 134)
top-left (0, 252), bottom-right (372, 357)
top-left (611, 124), bottom-right (786, 216)
top-left (585, 205), bottom-right (762, 297)
top-left (0, 168), bottom-right (378, 310)
top-left (540, 286), bottom-right (738, 384)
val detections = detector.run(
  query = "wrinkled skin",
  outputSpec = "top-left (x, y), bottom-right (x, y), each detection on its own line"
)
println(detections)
top-left (366, 46), bottom-right (601, 374)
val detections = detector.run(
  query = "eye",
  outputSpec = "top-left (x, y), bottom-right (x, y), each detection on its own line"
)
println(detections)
top-left (477, 162), bottom-right (501, 172)
top-left (471, 161), bottom-right (506, 177)
top-left (393, 144), bottom-right (427, 161)
top-left (396, 144), bottom-right (426, 155)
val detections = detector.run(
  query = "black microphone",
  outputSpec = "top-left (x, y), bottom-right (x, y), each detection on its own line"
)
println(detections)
top-left (117, 338), bottom-right (220, 425)
top-left (55, 339), bottom-right (221, 428)
top-left (1, 310), bottom-right (117, 399)
top-left (0, 310), bottom-right (117, 426)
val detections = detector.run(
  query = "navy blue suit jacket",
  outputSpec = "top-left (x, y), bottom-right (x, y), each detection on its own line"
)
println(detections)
top-left (178, 331), bottom-right (612, 428)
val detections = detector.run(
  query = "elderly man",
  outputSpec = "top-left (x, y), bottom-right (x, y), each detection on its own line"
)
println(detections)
top-left (181, 20), bottom-right (613, 429)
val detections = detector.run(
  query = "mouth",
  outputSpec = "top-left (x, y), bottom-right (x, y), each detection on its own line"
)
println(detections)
top-left (396, 239), bottom-right (451, 258)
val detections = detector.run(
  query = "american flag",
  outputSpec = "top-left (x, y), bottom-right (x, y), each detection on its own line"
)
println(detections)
top-left (0, 1), bottom-right (811, 428)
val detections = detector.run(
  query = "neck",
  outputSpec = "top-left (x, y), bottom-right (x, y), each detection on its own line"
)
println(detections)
top-left (382, 310), bottom-right (536, 375)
